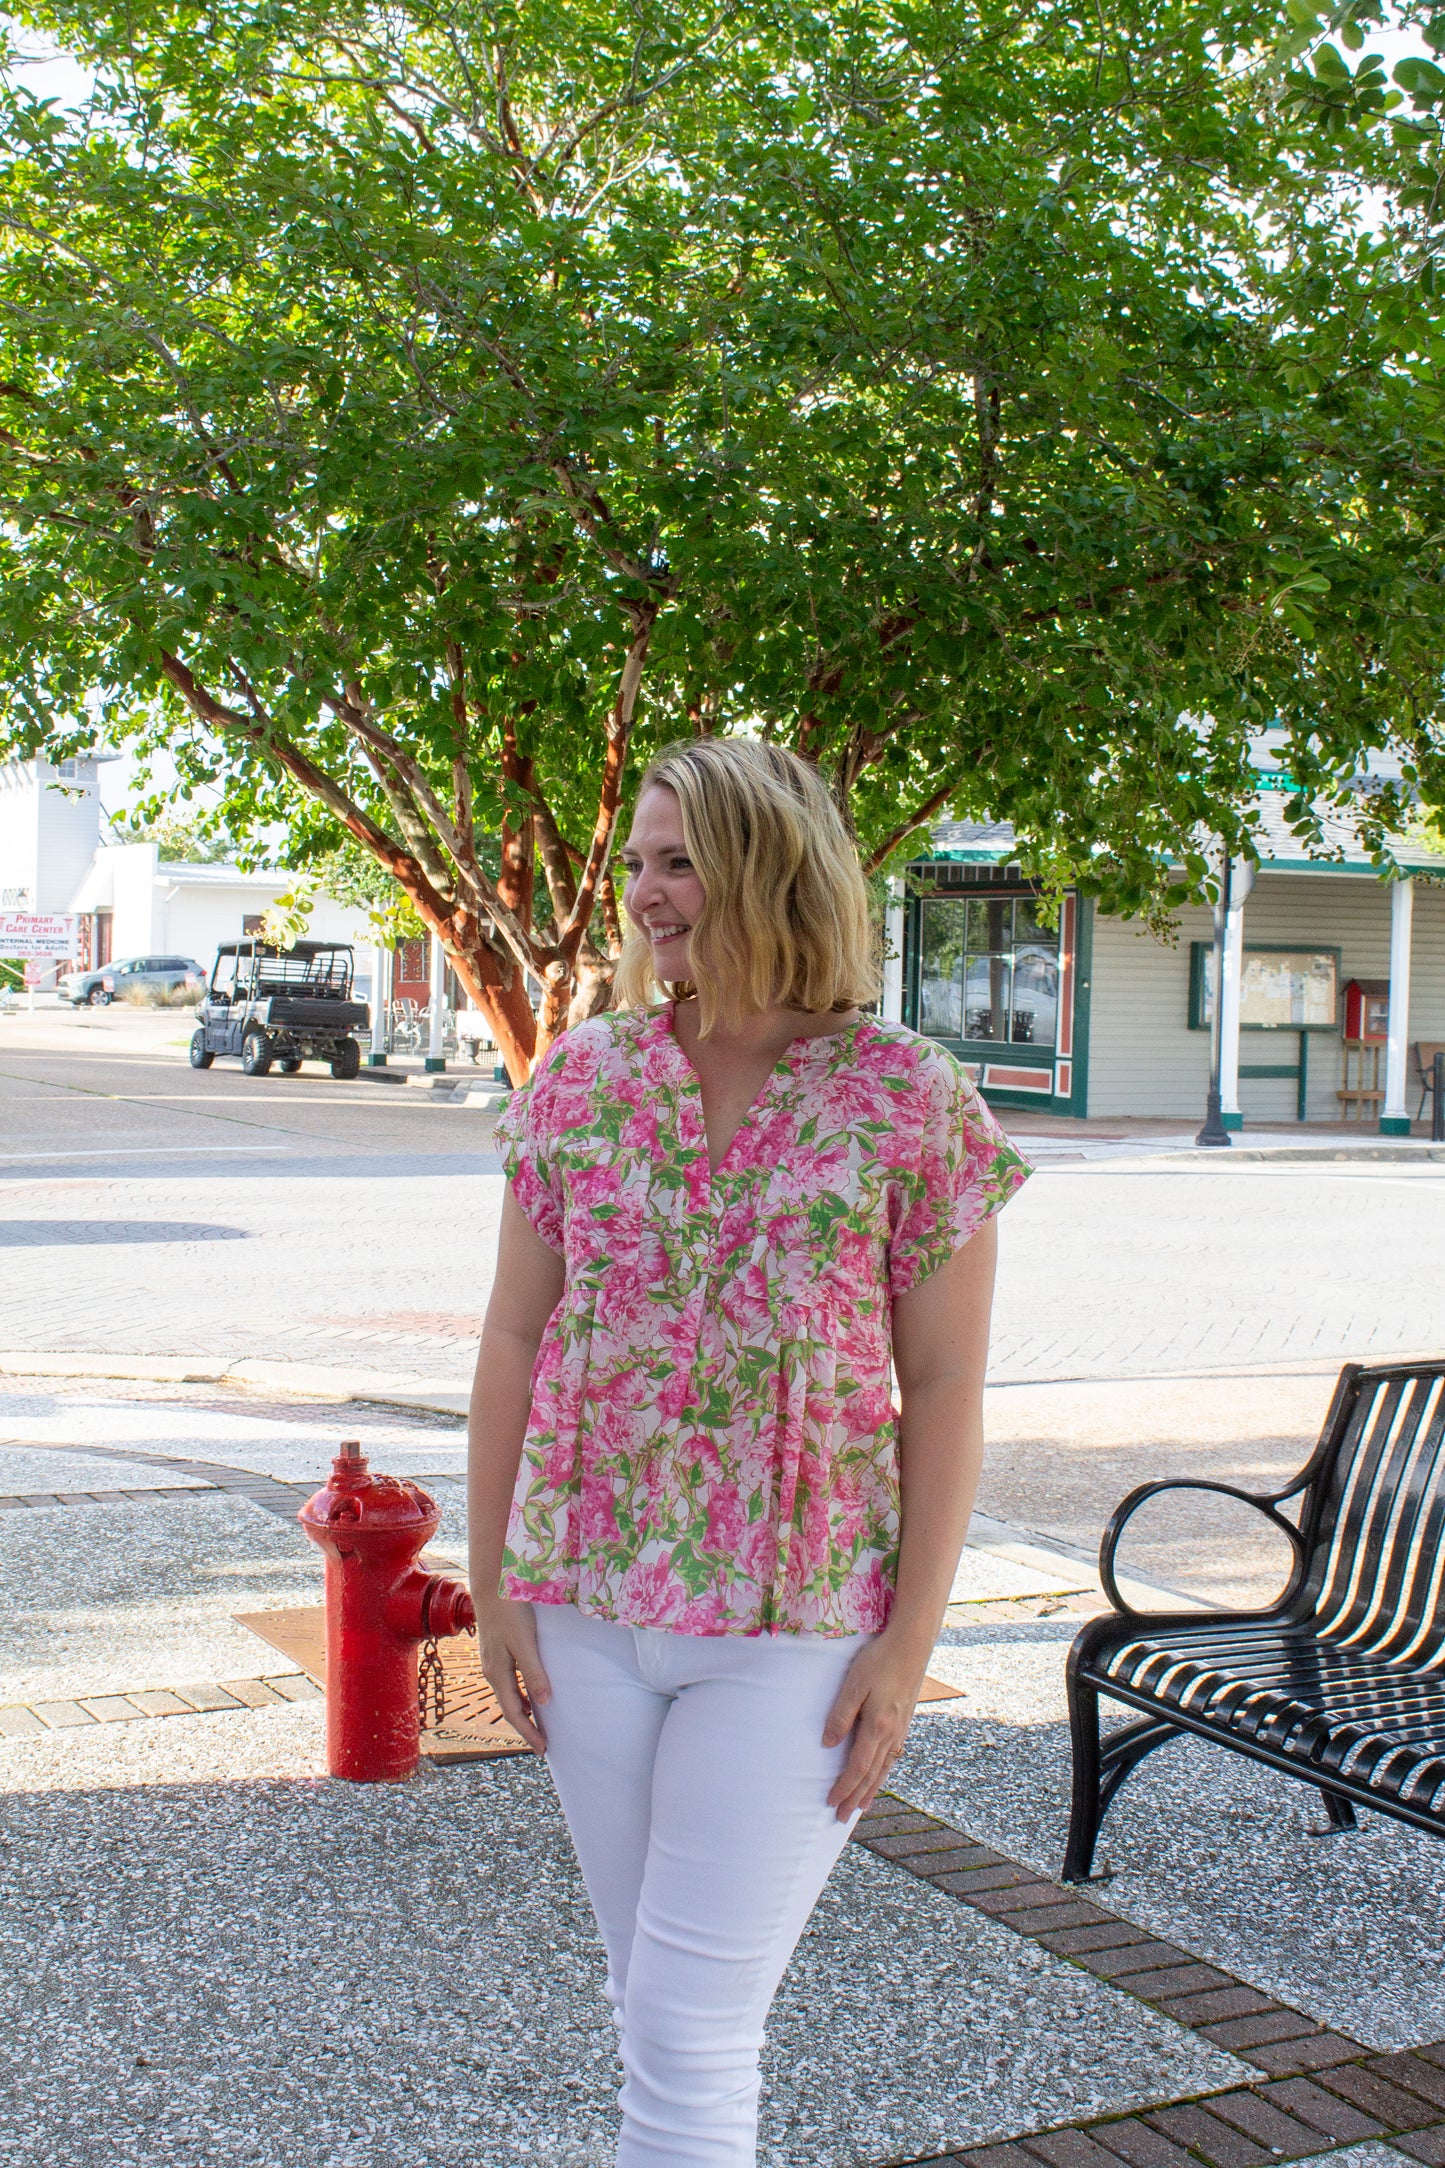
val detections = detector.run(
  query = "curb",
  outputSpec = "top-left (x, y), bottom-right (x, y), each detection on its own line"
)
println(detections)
top-left (1158, 1142), bottom-right (1445, 1165)
top-left (0, 1350), bottom-right (473, 1414)
top-left (1031, 1143), bottom-right (1445, 1170)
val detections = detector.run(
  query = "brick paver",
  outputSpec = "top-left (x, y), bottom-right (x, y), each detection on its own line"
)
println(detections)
top-left (1144, 2102), bottom-right (1272, 2167)
top-left (1373, 2058), bottom-right (1445, 2114)
top-left (1395, 2131), bottom-right (1445, 2166)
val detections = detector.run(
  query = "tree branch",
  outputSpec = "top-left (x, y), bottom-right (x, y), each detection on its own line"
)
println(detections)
top-left (551, 459), bottom-right (666, 587)
top-left (559, 604), bottom-right (656, 950)
top-left (157, 651), bottom-right (441, 899)
top-left (861, 777), bottom-right (961, 875)
top-left (322, 689), bottom-right (543, 977)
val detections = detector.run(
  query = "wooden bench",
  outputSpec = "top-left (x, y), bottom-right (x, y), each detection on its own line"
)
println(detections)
top-left (1062, 1359), bottom-right (1445, 1882)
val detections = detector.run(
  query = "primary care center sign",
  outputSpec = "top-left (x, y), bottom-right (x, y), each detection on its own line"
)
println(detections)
top-left (0, 913), bottom-right (79, 958)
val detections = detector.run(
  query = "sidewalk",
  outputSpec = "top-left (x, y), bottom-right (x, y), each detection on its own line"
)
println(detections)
top-left (0, 1346), bottom-right (1419, 1609)
top-left (1003, 1112), bottom-right (1445, 1165)
top-left (1, 1369), bottom-right (1441, 2168)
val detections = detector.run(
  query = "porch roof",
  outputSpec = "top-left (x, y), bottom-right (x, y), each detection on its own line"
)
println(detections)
top-left (914, 784), bottom-right (1445, 879)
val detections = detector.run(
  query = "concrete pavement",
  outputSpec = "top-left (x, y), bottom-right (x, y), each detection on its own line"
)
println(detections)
top-left (2, 1373), bottom-right (1443, 2167)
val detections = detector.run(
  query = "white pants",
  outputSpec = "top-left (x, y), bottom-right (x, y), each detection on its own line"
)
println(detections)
top-left (533, 1603), bottom-right (867, 2167)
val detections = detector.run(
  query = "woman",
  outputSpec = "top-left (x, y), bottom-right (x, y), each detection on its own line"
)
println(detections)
top-left (468, 738), bottom-right (1030, 2166)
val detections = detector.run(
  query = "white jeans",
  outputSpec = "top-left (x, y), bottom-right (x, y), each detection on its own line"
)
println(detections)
top-left (533, 1603), bottom-right (867, 2167)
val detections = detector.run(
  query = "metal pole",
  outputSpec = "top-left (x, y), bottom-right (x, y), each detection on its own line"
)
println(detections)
top-left (1433, 1051), bottom-right (1444, 1145)
top-left (1196, 853), bottom-right (1233, 1148)
top-left (1220, 894), bottom-right (1244, 1130)
top-left (425, 932), bottom-right (446, 1074)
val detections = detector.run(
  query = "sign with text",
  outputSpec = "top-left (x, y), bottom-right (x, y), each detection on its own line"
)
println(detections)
top-left (0, 912), bottom-right (79, 959)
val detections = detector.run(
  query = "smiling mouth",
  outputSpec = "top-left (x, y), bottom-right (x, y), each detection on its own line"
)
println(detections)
top-left (646, 923), bottom-right (691, 940)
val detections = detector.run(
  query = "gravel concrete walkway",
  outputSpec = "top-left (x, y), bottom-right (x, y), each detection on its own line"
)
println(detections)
top-left (2, 1376), bottom-right (1440, 2167)
top-left (905, 1622), bottom-right (1445, 2051)
top-left (0, 1711), bottom-right (1246, 2168)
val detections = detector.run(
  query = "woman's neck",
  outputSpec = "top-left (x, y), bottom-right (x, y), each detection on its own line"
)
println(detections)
top-left (670, 996), bottom-right (858, 1060)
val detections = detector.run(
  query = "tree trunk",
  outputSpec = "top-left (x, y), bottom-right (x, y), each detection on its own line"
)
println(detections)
top-left (568, 950), bottom-right (617, 1030)
top-left (410, 897), bottom-right (537, 1084)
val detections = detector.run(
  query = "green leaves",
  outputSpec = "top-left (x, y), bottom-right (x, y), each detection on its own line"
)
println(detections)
top-left (0, 0), bottom-right (1440, 980)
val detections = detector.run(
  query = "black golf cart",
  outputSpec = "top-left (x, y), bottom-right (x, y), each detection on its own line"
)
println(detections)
top-left (190, 939), bottom-right (370, 1079)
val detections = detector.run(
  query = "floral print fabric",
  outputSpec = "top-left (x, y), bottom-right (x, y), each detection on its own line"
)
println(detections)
top-left (494, 1005), bottom-right (1031, 1637)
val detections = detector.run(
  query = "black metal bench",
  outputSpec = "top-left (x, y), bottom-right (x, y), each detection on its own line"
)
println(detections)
top-left (1063, 1358), bottom-right (1445, 1882)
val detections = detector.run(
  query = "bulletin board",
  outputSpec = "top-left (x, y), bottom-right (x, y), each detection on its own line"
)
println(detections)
top-left (1189, 946), bottom-right (1340, 1032)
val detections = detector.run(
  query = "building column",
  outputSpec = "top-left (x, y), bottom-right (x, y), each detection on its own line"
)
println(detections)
top-left (425, 932), bottom-right (447, 1073)
top-left (1220, 896), bottom-right (1245, 1131)
top-left (881, 879), bottom-right (905, 1024)
top-left (367, 942), bottom-right (389, 1067)
top-left (1381, 877), bottom-right (1414, 1134)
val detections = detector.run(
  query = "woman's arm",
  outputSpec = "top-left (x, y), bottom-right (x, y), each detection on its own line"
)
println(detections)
top-left (823, 1215), bottom-right (998, 1817)
top-left (467, 1185), bottom-right (566, 1751)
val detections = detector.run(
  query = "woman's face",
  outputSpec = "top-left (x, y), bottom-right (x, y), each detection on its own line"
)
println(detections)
top-left (619, 786), bottom-right (706, 983)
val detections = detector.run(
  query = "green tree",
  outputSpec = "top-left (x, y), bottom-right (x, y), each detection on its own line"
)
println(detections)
top-left (3, 0), bottom-right (1445, 1077)
top-left (260, 838), bottom-right (430, 950)
top-left (108, 811), bottom-right (235, 862)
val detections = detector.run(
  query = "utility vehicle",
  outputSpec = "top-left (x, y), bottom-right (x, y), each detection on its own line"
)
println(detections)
top-left (190, 939), bottom-right (369, 1078)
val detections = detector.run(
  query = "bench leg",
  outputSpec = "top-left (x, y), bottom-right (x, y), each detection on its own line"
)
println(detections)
top-left (1065, 1692), bottom-right (1184, 1882)
top-left (1063, 1676), bottom-right (1104, 1883)
top-left (1310, 1786), bottom-right (1358, 1835)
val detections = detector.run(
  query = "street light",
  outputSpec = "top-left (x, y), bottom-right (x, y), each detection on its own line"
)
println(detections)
top-left (1196, 848), bottom-right (1255, 1149)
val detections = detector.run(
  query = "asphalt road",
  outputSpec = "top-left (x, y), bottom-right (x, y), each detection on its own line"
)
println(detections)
top-left (3, 1000), bottom-right (1443, 1600)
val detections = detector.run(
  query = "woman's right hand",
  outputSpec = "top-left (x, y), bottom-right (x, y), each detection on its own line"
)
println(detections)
top-left (476, 1598), bottom-right (552, 1753)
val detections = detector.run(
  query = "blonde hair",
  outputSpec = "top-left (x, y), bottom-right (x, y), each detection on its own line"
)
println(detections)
top-left (612, 738), bottom-right (879, 1033)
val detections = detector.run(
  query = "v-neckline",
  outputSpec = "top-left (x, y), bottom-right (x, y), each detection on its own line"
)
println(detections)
top-left (663, 1002), bottom-right (862, 1178)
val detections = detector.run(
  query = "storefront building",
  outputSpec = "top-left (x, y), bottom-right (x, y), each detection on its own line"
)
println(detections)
top-left (889, 791), bottom-right (1445, 1132)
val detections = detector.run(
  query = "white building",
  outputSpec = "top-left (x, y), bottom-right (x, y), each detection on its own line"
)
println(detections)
top-left (0, 754), bottom-right (372, 971)
top-left (68, 843), bottom-right (371, 968)
top-left (0, 754), bottom-right (107, 916)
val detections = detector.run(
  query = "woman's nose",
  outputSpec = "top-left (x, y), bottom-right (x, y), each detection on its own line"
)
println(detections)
top-left (626, 864), bottom-right (661, 917)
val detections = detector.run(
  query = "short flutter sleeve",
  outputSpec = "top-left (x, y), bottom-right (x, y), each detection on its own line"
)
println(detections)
top-left (887, 1051), bottom-right (1032, 1298)
top-left (494, 1041), bottom-right (571, 1253)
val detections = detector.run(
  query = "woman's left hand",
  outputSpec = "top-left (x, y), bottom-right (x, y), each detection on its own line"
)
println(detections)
top-left (822, 1631), bottom-right (932, 1820)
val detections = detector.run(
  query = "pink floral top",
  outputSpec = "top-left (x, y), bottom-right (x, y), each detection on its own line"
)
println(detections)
top-left (495, 1004), bottom-right (1030, 1637)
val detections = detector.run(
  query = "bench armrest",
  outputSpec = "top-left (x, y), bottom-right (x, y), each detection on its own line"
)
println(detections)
top-left (1098, 1478), bottom-right (1307, 1618)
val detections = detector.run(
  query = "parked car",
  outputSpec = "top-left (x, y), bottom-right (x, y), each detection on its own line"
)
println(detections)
top-left (189, 938), bottom-right (370, 1078)
top-left (60, 954), bottom-right (204, 1006)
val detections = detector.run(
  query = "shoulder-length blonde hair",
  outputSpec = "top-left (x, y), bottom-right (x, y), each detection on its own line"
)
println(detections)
top-left (612, 738), bottom-right (879, 1033)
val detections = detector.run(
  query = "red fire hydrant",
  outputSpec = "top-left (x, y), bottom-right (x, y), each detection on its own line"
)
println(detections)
top-left (299, 1439), bottom-right (476, 1782)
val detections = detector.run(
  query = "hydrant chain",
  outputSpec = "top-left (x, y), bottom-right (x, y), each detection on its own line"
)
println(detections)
top-left (418, 1635), bottom-right (445, 1732)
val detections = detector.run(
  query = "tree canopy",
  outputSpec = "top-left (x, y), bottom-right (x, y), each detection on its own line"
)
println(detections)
top-left (2, 0), bottom-right (1444, 1073)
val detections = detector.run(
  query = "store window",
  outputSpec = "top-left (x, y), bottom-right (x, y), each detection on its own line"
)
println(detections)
top-left (918, 893), bottom-right (1060, 1049)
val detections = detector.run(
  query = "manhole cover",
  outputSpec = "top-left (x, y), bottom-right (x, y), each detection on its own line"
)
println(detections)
top-left (233, 1605), bottom-right (531, 1762)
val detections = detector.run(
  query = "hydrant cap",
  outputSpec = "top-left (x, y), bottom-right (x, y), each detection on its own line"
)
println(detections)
top-left (297, 1442), bottom-right (440, 1536)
